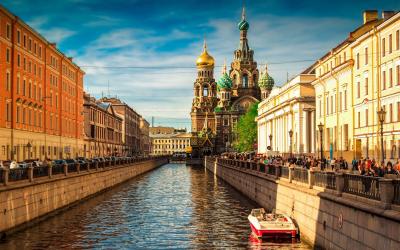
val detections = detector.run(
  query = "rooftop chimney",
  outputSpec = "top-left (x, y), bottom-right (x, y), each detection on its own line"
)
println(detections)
top-left (363, 10), bottom-right (378, 24)
top-left (382, 11), bottom-right (396, 20)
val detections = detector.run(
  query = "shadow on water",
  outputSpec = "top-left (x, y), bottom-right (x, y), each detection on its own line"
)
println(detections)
top-left (0, 164), bottom-right (311, 249)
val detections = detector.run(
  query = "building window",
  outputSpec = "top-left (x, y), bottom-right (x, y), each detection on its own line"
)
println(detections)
top-left (365, 77), bottom-right (368, 95)
top-left (17, 30), bottom-right (21, 44)
top-left (243, 74), bottom-right (248, 88)
top-left (6, 72), bottom-right (11, 91)
top-left (389, 34), bottom-right (392, 54)
top-left (365, 109), bottom-right (368, 127)
top-left (398, 102), bottom-right (400, 122)
top-left (382, 71), bottom-right (386, 90)
top-left (396, 30), bottom-right (399, 50)
top-left (382, 38), bottom-right (386, 57)
top-left (357, 82), bottom-right (360, 98)
top-left (397, 65), bottom-right (400, 85)
top-left (23, 80), bottom-right (26, 96)
top-left (16, 107), bottom-right (20, 123)
top-left (344, 90), bottom-right (347, 110)
top-left (339, 92), bottom-right (342, 112)
top-left (326, 96), bottom-right (329, 115)
top-left (6, 103), bottom-right (11, 122)
top-left (389, 104), bottom-right (393, 123)
top-left (16, 76), bottom-right (20, 94)
top-left (356, 53), bottom-right (360, 69)
top-left (17, 54), bottom-right (21, 66)
top-left (389, 68), bottom-right (393, 88)
top-left (6, 24), bottom-right (11, 39)
top-left (6, 48), bottom-right (10, 63)
top-left (365, 47), bottom-right (368, 65)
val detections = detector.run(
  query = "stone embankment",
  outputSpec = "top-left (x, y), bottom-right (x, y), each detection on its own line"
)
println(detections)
top-left (205, 157), bottom-right (400, 250)
top-left (0, 157), bottom-right (168, 235)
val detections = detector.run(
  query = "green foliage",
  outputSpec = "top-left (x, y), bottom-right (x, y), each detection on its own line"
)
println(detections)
top-left (214, 107), bottom-right (222, 113)
top-left (232, 102), bottom-right (259, 152)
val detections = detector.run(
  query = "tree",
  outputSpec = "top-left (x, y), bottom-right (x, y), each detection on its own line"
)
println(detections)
top-left (232, 102), bottom-right (259, 152)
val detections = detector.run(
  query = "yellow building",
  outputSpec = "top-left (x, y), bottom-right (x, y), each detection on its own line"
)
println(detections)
top-left (313, 10), bottom-right (400, 162)
top-left (257, 70), bottom-right (316, 156)
top-left (150, 132), bottom-right (191, 156)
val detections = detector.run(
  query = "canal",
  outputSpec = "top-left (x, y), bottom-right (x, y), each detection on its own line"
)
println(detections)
top-left (0, 163), bottom-right (310, 249)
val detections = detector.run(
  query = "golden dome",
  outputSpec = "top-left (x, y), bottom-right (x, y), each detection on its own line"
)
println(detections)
top-left (196, 39), bottom-right (214, 67)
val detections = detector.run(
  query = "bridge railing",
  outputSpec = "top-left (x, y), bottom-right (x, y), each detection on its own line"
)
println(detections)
top-left (343, 174), bottom-right (381, 200)
top-left (314, 171), bottom-right (336, 190)
top-left (393, 180), bottom-right (400, 205)
top-left (292, 167), bottom-right (309, 184)
top-left (213, 157), bottom-right (400, 210)
top-left (0, 156), bottom-right (168, 187)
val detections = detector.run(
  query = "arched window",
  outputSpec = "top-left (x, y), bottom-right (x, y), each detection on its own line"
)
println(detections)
top-left (203, 86), bottom-right (208, 96)
top-left (253, 74), bottom-right (257, 85)
top-left (243, 74), bottom-right (248, 88)
top-left (195, 86), bottom-right (200, 97)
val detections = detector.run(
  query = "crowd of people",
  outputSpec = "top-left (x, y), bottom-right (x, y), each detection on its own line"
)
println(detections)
top-left (220, 152), bottom-right (400, 176)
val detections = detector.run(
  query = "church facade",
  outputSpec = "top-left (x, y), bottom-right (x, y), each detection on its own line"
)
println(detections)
top-left (190, 8), bottom-right (275, 156)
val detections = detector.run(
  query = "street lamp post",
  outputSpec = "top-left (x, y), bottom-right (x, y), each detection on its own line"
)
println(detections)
top-left (288, 130), bottom-right (293, 158)
top-left (269, 134), bottom-right (273, 151)
top-left (318, 123), bottom-right (324, 167)
top-left (377, 107), bottom-right (386, 164)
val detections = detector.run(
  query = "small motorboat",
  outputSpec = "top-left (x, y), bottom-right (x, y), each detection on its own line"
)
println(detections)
top-left (248, 208), bottom-right (299, 239)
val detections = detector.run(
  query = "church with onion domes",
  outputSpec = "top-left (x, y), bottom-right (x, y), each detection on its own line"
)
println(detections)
top-left (190, 6), bottom-right (275, 156)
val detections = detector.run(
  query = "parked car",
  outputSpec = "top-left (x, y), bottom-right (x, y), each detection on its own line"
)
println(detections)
top-left (52, 159), bottom-right (67, 167)
top-left (17, 162), bottom-right (30, 168)
top-left (2, 161), bottom-right (19, 169)
top-left (24, 159), bottom-right (42, 167)
top-left (76, 159), bottom-right (88, 168)
top-left (65, 159), bottom-right (77, 166)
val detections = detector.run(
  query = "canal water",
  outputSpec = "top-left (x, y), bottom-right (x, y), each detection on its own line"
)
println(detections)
top-left (0, 164), bottom-right (311, 249)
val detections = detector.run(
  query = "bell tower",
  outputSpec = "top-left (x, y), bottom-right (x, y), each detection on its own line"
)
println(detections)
top-left (191, 39), bottom-right (218, 133)
top-left (230, 6), bottom-right (260, 99)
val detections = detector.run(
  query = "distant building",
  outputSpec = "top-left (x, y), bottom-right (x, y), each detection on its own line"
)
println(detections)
top-left (257, 73), bottom-right (316, 156)
top-left (83, 93), bottom-right (123, 158)
top-left (139, 117), bottom-right (150, 156)
top-left (150, 127), bottom-right (190, 155)
top-left (0, 5), bottom-right (85, 161)
top-left (190, 7), bottom-right (266, 156)
top-left (100, 97), bottom-right (141, 156)
top-left (312, 10), bottom-right (400, 162)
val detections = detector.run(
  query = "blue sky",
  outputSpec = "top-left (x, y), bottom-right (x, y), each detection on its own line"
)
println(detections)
top-left (2, 0), bottom-right (399, 129)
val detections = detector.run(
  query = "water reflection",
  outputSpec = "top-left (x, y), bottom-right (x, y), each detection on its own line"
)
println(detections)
top-left (1, 164), bottom-right (310, 249)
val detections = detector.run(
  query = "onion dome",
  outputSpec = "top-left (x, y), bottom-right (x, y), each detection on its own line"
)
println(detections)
top-left (196, 39), bottom-right (214, 67)
top-left (217, 61), bottom-right (232, 91)
top-left (258, 64), bottom-right (274, 90)
top-left (238, 6), bottom-right (249, 30)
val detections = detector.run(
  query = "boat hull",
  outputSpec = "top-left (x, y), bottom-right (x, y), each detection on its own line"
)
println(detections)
top-left (250, 222), bottom-right (297, 238)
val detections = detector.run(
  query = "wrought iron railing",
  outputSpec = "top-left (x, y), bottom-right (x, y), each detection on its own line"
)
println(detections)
top-left (8, 168), bottom-right (29, 182)
top-left (33, 166), bottom-right (49, 178)
top-left (52, 165), bottom-right (64, 175)
top-left (314, 172), bottom-right (336, 190)
top-left (0, 168), bottom-right (4, 184)
top-left (343, 174), bottom-right (380, 200)
top-left (259, 163), bottom-right (265, 173)
top-left (68, 164), bottom-right (77, 173)
top-left (292, 168), bottom-right (309, 184)
top-left (281, 167), bottom-right (289, 178)
top-left (393, 180), bottom-right (400, 205)
top-left (267, 164), bottom-right (276, 176)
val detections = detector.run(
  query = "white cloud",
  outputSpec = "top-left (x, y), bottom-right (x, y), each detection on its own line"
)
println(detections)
top-left (75, 14), bottom-right (357, 122)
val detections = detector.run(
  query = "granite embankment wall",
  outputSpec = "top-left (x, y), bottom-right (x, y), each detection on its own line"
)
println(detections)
top-left (205, 157), bottom-right (400, 250)
top-left (0, 158), bottom-right (168, 234)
